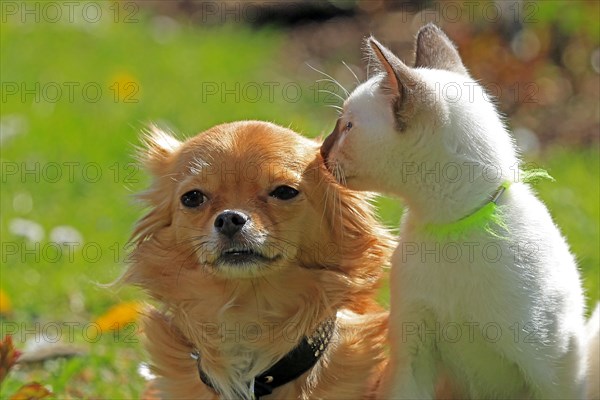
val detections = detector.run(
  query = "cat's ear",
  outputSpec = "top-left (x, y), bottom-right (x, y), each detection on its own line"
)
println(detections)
top-left (414, 23), bottom-right (468, 75)
top-left (367, 36), bottom-right (415, 97)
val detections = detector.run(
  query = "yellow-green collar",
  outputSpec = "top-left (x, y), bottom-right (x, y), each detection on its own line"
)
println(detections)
top-left (422, 169), bottom-right (554, 239)
top-left (423, 181), bottom-right (510, 239)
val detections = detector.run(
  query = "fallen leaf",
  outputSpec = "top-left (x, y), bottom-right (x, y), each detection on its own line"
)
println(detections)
top-left (1, 336), bottom-right (22, 383)
top-left (9, 382), bottom-right (52, 400)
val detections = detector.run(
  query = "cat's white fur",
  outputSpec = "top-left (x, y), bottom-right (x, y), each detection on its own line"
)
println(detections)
top-left (587, 304), bottom-right (600, 399)
top-left (323, 24), bottom-right (598, 399)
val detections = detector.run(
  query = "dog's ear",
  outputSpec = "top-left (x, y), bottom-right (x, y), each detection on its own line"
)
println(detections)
top-left (414, 23), bottom-right (468, 75)
top-left (137, 125), bottom-right (181, 175)
top-left (366, 36), bottom-right (416, 98)
top-left (131, 126), bottom-right (181, 244)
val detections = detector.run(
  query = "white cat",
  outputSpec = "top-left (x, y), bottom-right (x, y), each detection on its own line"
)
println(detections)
top-left (321, 24), bottom-right (594, 399)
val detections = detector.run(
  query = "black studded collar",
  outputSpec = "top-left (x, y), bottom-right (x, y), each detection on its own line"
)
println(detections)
top-left (191, 317), bottom-right (336, 399)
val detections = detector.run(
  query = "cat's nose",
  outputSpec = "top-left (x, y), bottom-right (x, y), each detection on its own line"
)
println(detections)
top-left (320, 119), bottom-right (341, 161)
top-left (214, 210), bottom-right (248, 238)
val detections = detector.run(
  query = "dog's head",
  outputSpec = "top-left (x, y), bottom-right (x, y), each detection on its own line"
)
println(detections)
top-left (125, 121), bottom-right (391, 309)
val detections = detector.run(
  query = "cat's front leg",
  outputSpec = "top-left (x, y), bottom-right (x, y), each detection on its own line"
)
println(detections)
top-left (377, 310), bottom-right (438, 399)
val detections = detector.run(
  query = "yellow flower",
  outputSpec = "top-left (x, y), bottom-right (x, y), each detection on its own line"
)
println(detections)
top-left (95, 301), bottom-right (141, 332)
top-left (0, 289), bottom-right (11, 315)
top-left (108, 72), bottom-right (140, 103)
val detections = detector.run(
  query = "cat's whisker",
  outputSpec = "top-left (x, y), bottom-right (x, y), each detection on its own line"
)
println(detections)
top-left (326, 104), bottom-right (343, 116)
top-left (326, 104), bottom-right (343, 111)
top-left (320, 177), bottom-right (332, 232)
top-left (335, 164), bottom-right (344, 186)
top-left (318, 89), bottom-right (346, 104)
top-left (342, 60), bottom-right (361, 86)
top-left (335, 175), bottom-right (344, 239)
top-left (307, 63), bottom-right (350, 99)
top-left (315, 78), bottom-right (350, 98)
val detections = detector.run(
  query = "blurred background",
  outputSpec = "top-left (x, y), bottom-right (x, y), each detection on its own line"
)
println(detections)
top-left (1, 0), bottom-right (598, 397)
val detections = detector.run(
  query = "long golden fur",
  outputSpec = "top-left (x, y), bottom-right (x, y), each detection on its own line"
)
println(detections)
top-left (124, 121), bottom-right (393, 399)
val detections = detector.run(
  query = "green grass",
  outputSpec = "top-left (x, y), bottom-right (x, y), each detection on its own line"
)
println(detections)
top-left (1, 7), bottom-right (598, 397)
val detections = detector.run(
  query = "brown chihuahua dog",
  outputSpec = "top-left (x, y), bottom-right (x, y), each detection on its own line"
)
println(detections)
top-left (124, 121), bottom-right (393, 399)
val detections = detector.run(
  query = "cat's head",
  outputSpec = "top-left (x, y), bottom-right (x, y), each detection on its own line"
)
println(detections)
top-left (321, 24), bottom-right (517, 198)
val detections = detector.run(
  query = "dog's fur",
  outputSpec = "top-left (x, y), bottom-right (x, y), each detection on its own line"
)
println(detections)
top-left (124, 121), bottom-right (393, 399)
top-left (322, 24), bottom-right (592, 398)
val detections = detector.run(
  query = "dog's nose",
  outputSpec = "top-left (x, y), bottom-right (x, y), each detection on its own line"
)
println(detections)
top-left (214, 210), bottom-right (248, 238)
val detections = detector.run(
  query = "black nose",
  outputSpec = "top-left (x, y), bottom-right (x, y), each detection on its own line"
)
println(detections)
top-left (214, 210), bottom-right (249, 238)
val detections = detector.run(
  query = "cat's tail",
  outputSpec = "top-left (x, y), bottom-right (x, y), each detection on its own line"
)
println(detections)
top-left (586, 303), bottom-right (600, 399)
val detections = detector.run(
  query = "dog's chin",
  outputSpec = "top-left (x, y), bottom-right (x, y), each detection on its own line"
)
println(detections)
top-left (203, 249), bottom-right (285, 279)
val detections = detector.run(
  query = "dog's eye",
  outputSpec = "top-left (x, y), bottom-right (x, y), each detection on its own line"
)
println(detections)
top-left (269, 185), bottom-right (299, 200)
top-left (345, 121), bottom-right (353, 131)
top-left (181, 190), bottom-right (206, 208)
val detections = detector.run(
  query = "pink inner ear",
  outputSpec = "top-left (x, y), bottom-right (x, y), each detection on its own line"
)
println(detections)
top-left (368, 38), bottom-right (400, 93)
top-left (366, 37), bottom-right (416, 99)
